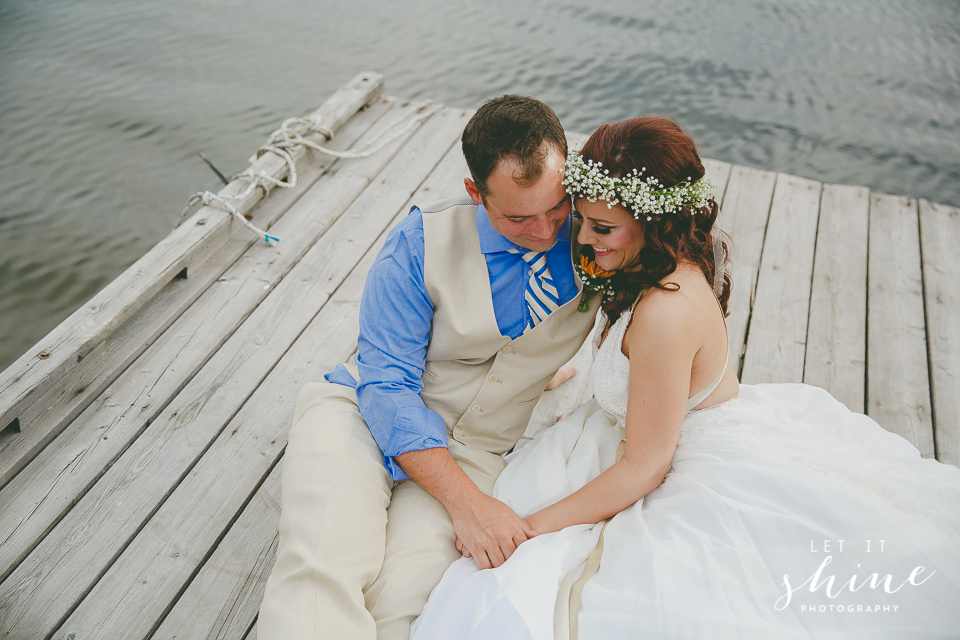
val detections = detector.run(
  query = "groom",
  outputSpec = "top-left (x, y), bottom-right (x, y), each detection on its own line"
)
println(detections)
top-left (258, 95), bottom-right (599, 640)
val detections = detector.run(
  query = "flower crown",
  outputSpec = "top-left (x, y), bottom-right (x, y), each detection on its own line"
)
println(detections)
top-left (562, 149), bottom-right (714, 221)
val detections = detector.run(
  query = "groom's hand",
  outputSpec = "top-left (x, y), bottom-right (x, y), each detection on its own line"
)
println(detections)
top-left (449, 494), bottom-right (539, 569)
top-left (394, 447), bottom-right (538, 570)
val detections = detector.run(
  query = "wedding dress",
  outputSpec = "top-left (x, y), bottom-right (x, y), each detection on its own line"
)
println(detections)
top-left (411, 309), bottom-right (960, 640)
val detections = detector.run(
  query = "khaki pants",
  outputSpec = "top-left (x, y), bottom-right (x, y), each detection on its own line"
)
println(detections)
top-left (259, 381), bottom-right (506, 640)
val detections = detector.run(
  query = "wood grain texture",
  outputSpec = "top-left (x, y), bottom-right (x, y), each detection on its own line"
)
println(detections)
top-left (2, 86), bottom-right (956, 637)
top-left (150, 465), bottom-right (281, 640)
top-left (0, 98), bottom-right (402, 584)
top-left (151, 125), bottom-right (473, 640)
top-left (0, 108), bottom-right (467, 639)
top-left (804, 184), bottom-right (869, 412)
top-left (33, 109), bottom-right (468, 640)
top-left (702, 158), bottom-right (733, 203)
top-left (919, 199), bottom-right (960, 466)
top-left (49, 170), bottom-right (436, 640)
top-left (0, 97), bottom-right (398, 493)
top-left (740, 173), bottom-right (822, 384)
top-left (867, 194), bottom-right (934, 456)
top-left (715, 165), bottom-right (778, 374)
top-left (0, 72), bottom-right (383, 439)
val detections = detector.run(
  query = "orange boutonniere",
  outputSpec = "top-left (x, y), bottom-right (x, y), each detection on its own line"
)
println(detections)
top-left (576, 253), bottom-right (616, 310)
top-left (579, 254), bottom-right (614, 278)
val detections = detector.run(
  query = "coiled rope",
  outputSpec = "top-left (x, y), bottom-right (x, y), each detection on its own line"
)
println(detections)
top-left (176, 100), bottom-right (442, 244)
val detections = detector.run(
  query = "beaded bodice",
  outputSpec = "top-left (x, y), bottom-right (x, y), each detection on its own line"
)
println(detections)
top-left (590, 311), bottom-right (633, 425)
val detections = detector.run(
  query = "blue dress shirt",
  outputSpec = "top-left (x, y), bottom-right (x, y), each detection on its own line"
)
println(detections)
top-left (325, 203), bottom-right (577, 480)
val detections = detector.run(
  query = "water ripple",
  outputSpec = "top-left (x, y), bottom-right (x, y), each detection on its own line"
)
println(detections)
top-left (0, 0), bottom-right (958, 367)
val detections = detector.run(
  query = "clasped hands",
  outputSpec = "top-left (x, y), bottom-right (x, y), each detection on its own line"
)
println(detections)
top-left (450, 493), bottom-right (540, 569)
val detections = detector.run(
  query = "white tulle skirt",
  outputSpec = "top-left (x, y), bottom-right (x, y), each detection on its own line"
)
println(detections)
top-left (411, 384), bottom-right (960, 640)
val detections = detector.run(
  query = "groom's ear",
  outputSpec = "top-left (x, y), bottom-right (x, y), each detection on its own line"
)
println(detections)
top-left (464, 178), bottom-right (484, 206)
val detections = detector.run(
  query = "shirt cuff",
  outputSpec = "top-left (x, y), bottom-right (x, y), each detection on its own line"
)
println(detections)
top-left (323, 363), bottom-right (358, 388)
top-left (381, 406), bottom-right (449, 481)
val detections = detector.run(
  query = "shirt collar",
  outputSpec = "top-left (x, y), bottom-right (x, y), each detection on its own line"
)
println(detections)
top-left (476, 204), bottom-right (572, 255)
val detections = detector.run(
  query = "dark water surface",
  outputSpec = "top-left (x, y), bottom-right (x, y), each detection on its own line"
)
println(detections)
top-left (1, 0), bottom-right (958, 369)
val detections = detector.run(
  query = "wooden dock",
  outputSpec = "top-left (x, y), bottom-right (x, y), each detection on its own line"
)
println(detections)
top-left (1, 71), bottom-right (958, 639)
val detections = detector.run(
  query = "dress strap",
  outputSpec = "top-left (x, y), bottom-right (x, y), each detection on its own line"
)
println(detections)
top-left (685, 286), bottom-right (730, 412)
top-left (685, 344), bottom-right (728, 411)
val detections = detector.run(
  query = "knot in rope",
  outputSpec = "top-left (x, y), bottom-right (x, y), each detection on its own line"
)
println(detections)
top-left (176, 99), bottom-right (441, 244)
top-left (307, 117), bottom-right (335, 141)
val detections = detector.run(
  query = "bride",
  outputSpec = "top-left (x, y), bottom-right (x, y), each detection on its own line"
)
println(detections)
top-left (410, 116), bottom-right (960, 639)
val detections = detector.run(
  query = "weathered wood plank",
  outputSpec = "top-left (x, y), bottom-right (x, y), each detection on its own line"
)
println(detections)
top-left (0, 100), bottom-right (442, 616)
top-left (152, 134), bottom-right (473, 640)
top-left (919, 199), bottom-right (960, 466)
top-left (740, 174), bottom-right (822, 384)
top-left (0, 98), bottom-right (405, 584)
top-left (715, 165), bottom-right (778, 375)
top-left (0, 108), bottom-right (468, 640)
top-left (803, 184), bottom-right (869, 412)
top-left (702, 158), bottom-right (733, 203)
top-left (867, 194), bottom-right (935, 456)
top-left (151, 464), bottom-right (281, 640)
top-left (50, 117), bottom-right (469, 639)
top-left (0, 72), bottom-right (384, 439)
top-left (0, 97), bottom-right (399, 493)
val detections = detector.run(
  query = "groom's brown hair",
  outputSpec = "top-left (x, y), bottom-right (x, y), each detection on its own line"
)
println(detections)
top-left (461, 95), bottom-right (567, 196)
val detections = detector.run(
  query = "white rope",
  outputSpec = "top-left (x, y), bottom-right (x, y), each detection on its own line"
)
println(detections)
top-left (176, 100), bottom-right (443, 244)
top-left (180, 191), bottom-right (280, 245)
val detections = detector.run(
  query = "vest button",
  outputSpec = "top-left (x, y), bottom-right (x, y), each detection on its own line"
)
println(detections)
top-left (501, 346), bottom-right (514, 354)
top-left (470, 404), bottom-right (481, 414)
top-left (453, 427), bottom-right (465, 440)
top-left (488, 374), bottom-right (500, 383)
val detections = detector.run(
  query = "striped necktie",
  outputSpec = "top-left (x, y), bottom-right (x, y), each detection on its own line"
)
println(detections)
top-left (509, 249), bottom-right (561, 332)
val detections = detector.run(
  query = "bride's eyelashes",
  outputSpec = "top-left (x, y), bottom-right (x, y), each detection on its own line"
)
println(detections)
top-left (573, 211), bottom-right (613, 235)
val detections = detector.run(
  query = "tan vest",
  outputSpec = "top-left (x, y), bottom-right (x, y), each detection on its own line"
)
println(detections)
top-left (419, 197), bottom-right (600, 457)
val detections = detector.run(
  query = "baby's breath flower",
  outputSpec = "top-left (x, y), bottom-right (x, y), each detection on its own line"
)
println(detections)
top-left (562, 149), bottom-right (714, 220)
top-left (575, 254), bottom-right (616, 308)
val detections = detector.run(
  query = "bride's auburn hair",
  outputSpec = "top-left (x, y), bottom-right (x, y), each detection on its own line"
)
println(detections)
top-left (579, 115), bottom-right (732, 323)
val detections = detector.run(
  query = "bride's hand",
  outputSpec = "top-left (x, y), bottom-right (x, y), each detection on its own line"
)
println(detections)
top-left (524, 511), bottom-right (551, 536)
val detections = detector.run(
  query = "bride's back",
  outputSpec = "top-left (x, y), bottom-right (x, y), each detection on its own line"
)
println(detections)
top-left (623, 261), bottom-right (739, 410)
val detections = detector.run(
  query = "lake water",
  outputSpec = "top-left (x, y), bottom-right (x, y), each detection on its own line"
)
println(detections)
top-left (1, 0), bottom-right (958, 369)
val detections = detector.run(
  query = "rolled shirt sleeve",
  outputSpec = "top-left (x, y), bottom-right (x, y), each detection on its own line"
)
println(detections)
top-left (354, 209), bottom-right (448, 480)
top-left (325, 205), bottom-right (579, 480)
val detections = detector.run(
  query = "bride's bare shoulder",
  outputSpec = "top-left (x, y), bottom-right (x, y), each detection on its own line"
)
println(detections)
top-left (631, 279), bottom-right (697, 333)
top-left (629, 264), bottom-right (713, 336)
top-left (637, 264), bottom-right (711, 308)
